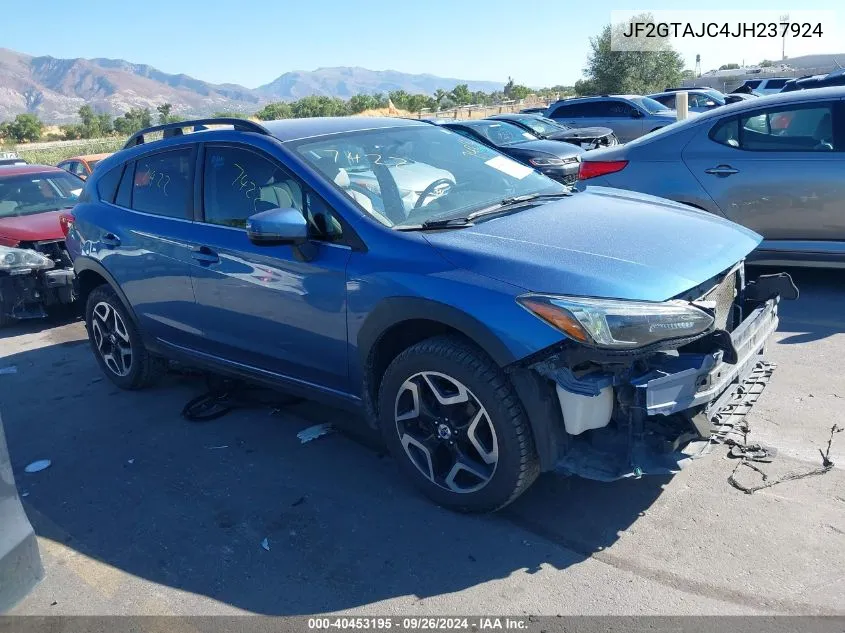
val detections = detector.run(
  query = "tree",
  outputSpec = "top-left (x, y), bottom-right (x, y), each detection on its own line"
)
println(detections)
top-left (157, 103), bottom-right (179, 124)
top-left (509, 85), bottom-right (531, 100)
top-left (77, 105), bottom-right (112, 138)
top-left (349, 94), bottom-right (380, 113)
top-left (449, 84), bottom-right (472, 105)
top-left (2, 114), bottom-right (43, 142)
top-left (255, 102), bottom-right (293, 121)
top-left (433, 88), bottom-right (449, 107)
top-left (503, 77), bottom-right (515, 97)
top-left (759, 59), bottom-right (774, 68)
top-left (719, 63), bottom-right (740, 71)
top-left (681, 69), bottom-right (696, 80)
top-left (113, 108), bottom-right (152, 135)
top-left (583, 14), bottom-right (684, 95)
top-left (289, 96), bottom-right (349, 118)
top-left (574, 78), bottom-right (598, 95)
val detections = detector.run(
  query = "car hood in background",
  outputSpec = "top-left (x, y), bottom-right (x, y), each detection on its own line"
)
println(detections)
top-left (424, 187), bottom-right (761, 302)
top-left (505, 139), bottom-right (585, 158)
top-left (0, 210), bottom-right (66, 244)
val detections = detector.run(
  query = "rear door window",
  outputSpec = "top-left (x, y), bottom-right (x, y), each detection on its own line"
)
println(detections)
top-left (710, 103), bottom-right (838, 151)
top-left (131, 148), bottom-right (194, 218)
top-left (600, 101), bottom-right (636, 117)
top-left (549, 103), bottom-right (589, 118)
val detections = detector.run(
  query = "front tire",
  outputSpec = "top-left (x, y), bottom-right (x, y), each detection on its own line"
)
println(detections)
top-left (85, 284), bottom-right (166, 389)
top-left (378, 335), bottom-right (539, 512)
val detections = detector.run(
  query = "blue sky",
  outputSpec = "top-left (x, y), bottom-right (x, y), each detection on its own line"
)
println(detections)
top-left (3, 0), bottom-right (841, 89)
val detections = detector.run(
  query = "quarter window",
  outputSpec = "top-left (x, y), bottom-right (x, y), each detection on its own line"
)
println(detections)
top-left (131, 148), bottom-right (193, 218)
top-left (97, 165), bottom-right (123, 203)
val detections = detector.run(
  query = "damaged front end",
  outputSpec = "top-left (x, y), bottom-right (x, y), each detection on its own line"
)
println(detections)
top-left (509, 264), bottom-right (797, 482)
top-left (0, 241), bottom-right (76, 325)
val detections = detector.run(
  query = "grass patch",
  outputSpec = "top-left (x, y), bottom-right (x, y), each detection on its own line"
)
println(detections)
top-left (13, 138), bottom-right (126, 165)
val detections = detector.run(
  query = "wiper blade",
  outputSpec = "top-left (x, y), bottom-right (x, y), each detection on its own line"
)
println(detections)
top-left (394, 217), bottom-right (474, 231)
top-left (466, 191), bottom-right (572, 221)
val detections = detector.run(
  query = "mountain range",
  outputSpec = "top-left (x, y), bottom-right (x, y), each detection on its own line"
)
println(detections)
top-left (0, 48), bottom-right (503, 123)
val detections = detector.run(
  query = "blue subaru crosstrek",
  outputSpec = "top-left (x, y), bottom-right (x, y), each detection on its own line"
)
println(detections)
top-left (63, 117), bottom-right (796, 512)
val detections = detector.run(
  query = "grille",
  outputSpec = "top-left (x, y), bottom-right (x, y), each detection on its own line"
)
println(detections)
top-left (700, 269), bottom-right (738, 331)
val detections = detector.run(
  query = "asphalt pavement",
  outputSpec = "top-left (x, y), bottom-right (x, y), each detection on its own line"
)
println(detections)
top-left (1, 267), bottom-right (843, 616)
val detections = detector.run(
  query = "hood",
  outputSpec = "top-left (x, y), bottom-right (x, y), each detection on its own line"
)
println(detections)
top-left (505, 139), bottom-right (584, 158)
top-left (0, 210), bottom-right (66, 245)
top-left (547, 127), bottom-right (614, 141)
top-left (423, 187), bottom-right (761, 302)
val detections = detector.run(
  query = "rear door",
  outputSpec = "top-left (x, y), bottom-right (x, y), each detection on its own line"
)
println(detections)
top-left (683, 98), bottom-right (845, 241)
top-left (98, 147), bottom-right (202, 346)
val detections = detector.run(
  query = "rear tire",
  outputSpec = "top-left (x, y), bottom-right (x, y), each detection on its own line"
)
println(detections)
top-left (85, 284), bottom-right (166, 389)
top-left (378, 335), bottom-right (539, 512)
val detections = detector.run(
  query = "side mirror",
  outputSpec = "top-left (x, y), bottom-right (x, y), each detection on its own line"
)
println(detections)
top-left (246, 207), bottom-right (307, 246)
top-left (631, 109), bottom-right (644, 119)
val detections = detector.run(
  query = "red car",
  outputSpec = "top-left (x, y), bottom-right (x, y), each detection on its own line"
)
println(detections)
top-left (0, 164), bottom-right (81, 326)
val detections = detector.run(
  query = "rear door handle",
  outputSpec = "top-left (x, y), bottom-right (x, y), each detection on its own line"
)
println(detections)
top-left (101, 233), bottom-right (121, 248)
top-left (190, 245), bottom-right (219, 264)
top-left (704, 165), bottom-right (739, 176)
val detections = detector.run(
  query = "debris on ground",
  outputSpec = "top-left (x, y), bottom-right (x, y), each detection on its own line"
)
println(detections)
top-left (291, 496), bottom-right (306, 507)
top-left (728, 424), bottom-right (841, 495)
top-left (260, 537), bottom-right (271, 551)
top-left (127, 459), bottom-right (135, 464)
top-left (297, 423), bottom-right (335, 444)
top-left (0, 366), bottom-right (18, 375)
top-left (24, 459), bottom-right (51, 473)
top-left (206, 445), bottom-right (229, 450)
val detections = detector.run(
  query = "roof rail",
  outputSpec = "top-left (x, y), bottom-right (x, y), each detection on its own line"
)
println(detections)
top-left (123, 118), bottom-right (271, 149)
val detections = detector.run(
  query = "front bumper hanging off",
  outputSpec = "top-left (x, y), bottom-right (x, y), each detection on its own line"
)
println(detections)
top-left (517, 273), bottom-right (795, 482)
top-left (0, 268), bottom-right (76, 321)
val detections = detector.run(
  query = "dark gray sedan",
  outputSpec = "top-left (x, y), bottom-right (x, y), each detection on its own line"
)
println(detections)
top-left (577, 86), bottom-right (845, 268)
top-left (435, 119), bottom-right (585, 186)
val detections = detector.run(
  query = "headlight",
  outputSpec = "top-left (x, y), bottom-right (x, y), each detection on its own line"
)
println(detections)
top-left (528, 157), bottom-right (566, 167)
top-left (517, 294), bottom-right (714, 349)
top-left (0, 245), bottom-right (55, 273)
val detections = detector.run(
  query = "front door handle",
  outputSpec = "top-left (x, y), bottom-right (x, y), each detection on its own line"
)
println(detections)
top-left (101, 233), bottom-right (121, 248)
top-left (704, 165), bottom-right (739, 176)
top-left (191, 245), bottom-right (219, 264)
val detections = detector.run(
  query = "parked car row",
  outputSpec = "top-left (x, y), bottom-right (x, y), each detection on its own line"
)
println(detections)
top-left (577, 86), bottom-right (845, 268)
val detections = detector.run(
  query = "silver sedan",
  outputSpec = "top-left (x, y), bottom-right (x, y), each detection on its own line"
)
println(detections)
top-left (576, 86), bottom-right (845, 268)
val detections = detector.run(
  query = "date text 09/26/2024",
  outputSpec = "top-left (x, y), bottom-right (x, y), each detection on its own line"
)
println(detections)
top-left (308, 617), bottom-right (529, 630)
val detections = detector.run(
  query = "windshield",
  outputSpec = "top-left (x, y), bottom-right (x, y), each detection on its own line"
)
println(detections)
top-left (702, 89), bottom-right (725, 103)
top-left (293, 125), bottom-right (566, 228)
top-left (459, 121), bottom-right (538, 146)
top-left (514, 116), bottom-right (568, 135)
top-left (631, 96), bottom-right (671, 113)
top-left (0, 172), bottom-right (82, 218)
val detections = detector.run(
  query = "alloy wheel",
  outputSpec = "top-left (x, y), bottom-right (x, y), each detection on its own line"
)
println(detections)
top-left (394, 371), bottom-right (499, 493)
top-left (91, 301), bottom-right (133, 377)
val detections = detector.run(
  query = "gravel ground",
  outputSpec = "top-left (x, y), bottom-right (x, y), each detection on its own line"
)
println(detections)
top-left (1, 267), bottom-right (843, 616)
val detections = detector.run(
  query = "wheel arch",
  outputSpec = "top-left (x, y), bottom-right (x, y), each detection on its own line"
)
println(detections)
top-left (357, 298), bottom-right (518, 427)
top-left (74, 258), bottom-right (140, 329)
